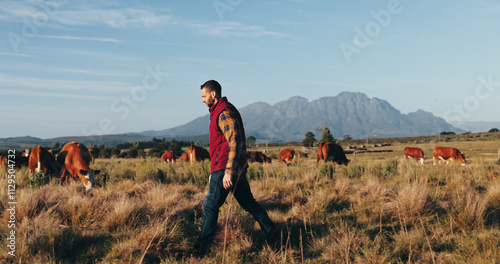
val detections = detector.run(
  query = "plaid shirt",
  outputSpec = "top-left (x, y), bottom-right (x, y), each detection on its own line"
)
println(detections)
top-left (218, 110), bottom-right (243, 176)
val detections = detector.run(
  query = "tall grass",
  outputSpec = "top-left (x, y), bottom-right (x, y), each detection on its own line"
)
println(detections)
top-left (1, 154), bottom-right (500, 263)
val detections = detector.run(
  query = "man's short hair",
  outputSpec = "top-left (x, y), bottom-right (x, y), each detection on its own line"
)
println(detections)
top-left (201, 80), bottom-right (222, 96)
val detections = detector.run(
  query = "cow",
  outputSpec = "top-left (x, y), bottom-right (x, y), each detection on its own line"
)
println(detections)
top-left (404, 147), bottom-right (424, 165)
top-left (247, 151), bottom-right (271, 164)
top-left (316, 142), bottom-right (349, 166)
top-left (178, 152), bottom-right (189, 162)
top-left (161, 150), bottom-right (175, 163)
top-left (22, 149), bottom-right (30, 157)
top-left (57, 142), bottom-right (100, 191)
top-left (0, 153), bottom-right (29, 169)
top-left (279, 148), bottom-right (295, 163)
top-left (433, 146), bottom-right (466, 166)
top-left (0, 154), bottom-right (6, 168)
top-left (28, 145), bottom-right (55, 174)
top-left (186, 144), bottom-right (210, 163)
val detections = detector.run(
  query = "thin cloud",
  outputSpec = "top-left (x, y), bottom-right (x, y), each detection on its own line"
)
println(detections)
top-left (62, 49), bottom-right (145, 62)
top-left (48, 66), bottom-right (140, 77)
top-left (0, 73), bottom-right (133, 93)
top-left (0, 1), bottom-right (173, 29)
top-left (189, 21), bottom-right (295, 39)
top-left (0, 52), bottom-right (36, 58)
top-left (180, 57), bottom-right (246, 66)
top-left (0, 89), bottom-right (113, 101)
top-left (38, 35), bottom-right (122, 43)
top-left (53, 8), bottom-right (174, 28)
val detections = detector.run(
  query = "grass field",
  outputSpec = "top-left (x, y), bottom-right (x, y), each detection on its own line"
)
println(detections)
top-left (1, 140), bottom-right (500, 263)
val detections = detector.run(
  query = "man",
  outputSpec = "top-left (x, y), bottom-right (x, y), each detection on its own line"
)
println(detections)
top-left (191, 80), bottom-right (277, 256)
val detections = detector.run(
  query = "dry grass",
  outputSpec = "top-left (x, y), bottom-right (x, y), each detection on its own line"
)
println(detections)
top-left (1, 140), bottom-right (500, 263)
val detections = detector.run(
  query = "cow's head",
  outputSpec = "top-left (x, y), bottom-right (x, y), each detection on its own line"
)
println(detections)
top-left (459, 152), bottom-right (467, 166)
top-left (79, 169), bottom-right (101, 191)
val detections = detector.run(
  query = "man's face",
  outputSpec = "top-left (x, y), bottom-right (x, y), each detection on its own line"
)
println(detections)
top-left (201, 87), bottom-right (216, 107)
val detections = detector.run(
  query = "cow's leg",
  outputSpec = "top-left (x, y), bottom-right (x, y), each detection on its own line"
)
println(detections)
top-left (60, 167), bottom-right (68, 185)
top-left (433, 156), bottom-right (437, 165)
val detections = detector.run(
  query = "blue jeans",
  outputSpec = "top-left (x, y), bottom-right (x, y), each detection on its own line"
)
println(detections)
top-left (195, 169), bottom-right (276, 249)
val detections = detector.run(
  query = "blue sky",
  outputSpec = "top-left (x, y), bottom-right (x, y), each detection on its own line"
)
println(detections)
top-left (1, 0), bottom-right (499, 139)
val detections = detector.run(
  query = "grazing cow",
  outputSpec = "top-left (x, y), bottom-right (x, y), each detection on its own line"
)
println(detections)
top-left (57, 142), bottom-right (100, 191)
top-left (0, 153), bottom-right (29, 169)
top-left (433, 146), bottom-right (466, 166)
top-left (22, 149), bottom-right (30, 157)
top-left (15, 155), bottom-right (29, 168)
top-left (279, 148), bottom-right (295, 163)
top-left (28, 145), bottom-right (55, 174)
top-left (161, 150), bottom-right (175, 163)
top-left (186, 144), bottom-right (210, 163)
top-left (178, 152), bottom-right (189, 162)
top-left (247, 151), bottom-right (271, 164)
top-left (0, 154), bottom-right (6, 168)
top-left (404, 147), bottom-right (424, 165)
top-left (317, 142), bottom-right (349, 165)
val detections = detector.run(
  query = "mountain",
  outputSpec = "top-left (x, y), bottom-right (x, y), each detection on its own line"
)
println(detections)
top-left (449, 121), bottom-right (500, 133)
top-left (139, 92), bottom-right (464, 142)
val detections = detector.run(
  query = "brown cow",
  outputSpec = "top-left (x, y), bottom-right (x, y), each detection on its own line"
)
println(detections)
top-left (247, 151), bottom-right (271, 164)
top-left (22, 149), bottom-right (30, 157)
top-left (178, 152), bottom-right (189, 162)
top-left (29, 145), bottom-right (55, 174)
top-left (186, 144), bottom-right (210, 163)
top-left (0, 154), bottom-right (6, 168)
top-left (433, 146), bottom-right (466, 166)
top-left (57, 142), bottom-right (100, 191)
top-left (161, 150), bottom-right (175, 163)
top-left (404, 147), bottom-right (424, 165)
top-left (317, 142), bottom-right (349, 165)
top-left (0, 153), bottom-right (29, 169)
top-left (279, 148), bottom-right (295, 163)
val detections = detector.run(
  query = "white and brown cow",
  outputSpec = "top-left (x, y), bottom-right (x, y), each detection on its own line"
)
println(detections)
top-left (404, 147), bottom-right (424, 165)
top-left (57, 142), bottom-right (100, 191)
top-left (433, 146), bottom-right (466, 166)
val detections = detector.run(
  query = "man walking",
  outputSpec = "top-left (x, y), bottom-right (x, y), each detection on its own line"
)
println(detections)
top-left (190, 80), bottom-right (277, 256)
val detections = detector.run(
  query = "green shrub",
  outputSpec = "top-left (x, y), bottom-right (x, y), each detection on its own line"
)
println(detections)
top-left (27, 172), bottom-right (50, 188)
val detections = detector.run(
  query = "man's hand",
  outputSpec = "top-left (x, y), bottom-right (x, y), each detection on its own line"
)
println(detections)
top-left (223, 173), bottom-right (233, 189)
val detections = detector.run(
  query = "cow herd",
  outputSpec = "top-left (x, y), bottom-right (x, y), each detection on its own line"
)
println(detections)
top-left (0, 141), bottom-right (100, 191)
top-left (159, 143), bottom-right (468, 168)
top-left (1, 141), bottom-right (469, 191)
top-left (405, 146), bottom-right (467, 166)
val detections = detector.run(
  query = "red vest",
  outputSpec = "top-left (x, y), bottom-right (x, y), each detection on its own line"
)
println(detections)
top-left (209, 97), bottom-right (247, 173)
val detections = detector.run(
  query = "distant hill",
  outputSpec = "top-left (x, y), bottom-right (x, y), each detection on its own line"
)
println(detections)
top-left (449, 121), bottom-right (500, 133)
top-left (1, 92), bottom-right (469, 148)
top-left (0, 133), bottom-right (212, 150)
top-left (138, 92), bottom-right (464, 142)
